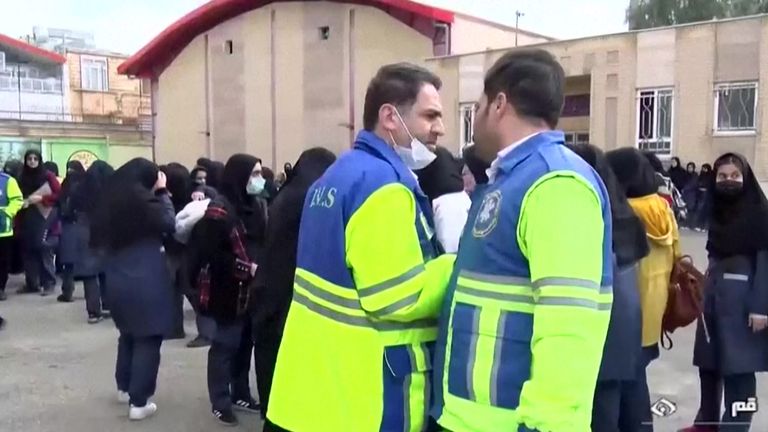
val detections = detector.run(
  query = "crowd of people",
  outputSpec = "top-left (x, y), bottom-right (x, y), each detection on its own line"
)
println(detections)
top-left (0, 47), bottom-right (766, 432)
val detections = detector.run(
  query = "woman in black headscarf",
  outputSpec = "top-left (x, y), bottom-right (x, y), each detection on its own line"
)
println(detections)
top-left (17, 149), bottom-right (61, 295)
top-left (90, 157), bottom-right (175, 421)
top-left (59, 161), bottom-right (114, 321)
top-left (187, 154), bottom-right (264, 426)
top-left (693, 163), bottom-right (714, 232)
top-left (462, 144), bottom-right (490, 193)
top-left (57, 160), bottom-right (87, 302)
top-left (159, 163), bottom-right (192, 340)
top-left (669, 156), bottom-right (688, 192)
top-left (681, 162), bottom-right (699, 228)
top-left (252, 148), bottom-right (335, 426)
top-left (191, 167), bottom-right (208, 188)
top-left (608, 147), bottom-right (681, 430)
top-left (568, 144), bottom-right (649, 432)
top-left (681, 153), bottom-right (768, 432)
top-left (414, 146), bottom-right (470, 253)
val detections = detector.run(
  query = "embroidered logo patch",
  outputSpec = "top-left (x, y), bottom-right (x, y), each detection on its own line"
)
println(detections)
top-left (473, 190), bottom-right (502, 238)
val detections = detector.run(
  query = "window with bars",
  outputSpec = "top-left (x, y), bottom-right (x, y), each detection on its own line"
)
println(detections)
top-left (564, 132), bottom-right (590, 145)
top-left (459, 103), bottom-right (476, 150)
top-left (637, 88), bottom-right (673, 155)
top-left (81, 57), bottom-right (108, 91)
top-left (714, 82), bottom-right (757, 132)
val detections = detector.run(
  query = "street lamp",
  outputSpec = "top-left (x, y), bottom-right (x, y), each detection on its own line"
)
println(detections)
top-left (515, 10), bottom-right (525, 47)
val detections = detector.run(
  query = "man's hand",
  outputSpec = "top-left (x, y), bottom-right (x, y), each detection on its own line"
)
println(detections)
top-left (27, 195), bottom-right (43, 205)
top-left (154, 171), bottom-right (167, 192)
top-left (191, 191), bottom-right (206, 201)
top-left (748, 314), bottom-right (768, 333)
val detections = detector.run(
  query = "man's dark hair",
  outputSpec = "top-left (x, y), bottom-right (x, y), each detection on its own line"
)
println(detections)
top-left (363, 63), bottom-right (442, 131)
top-left (483, 49), bottom-right (565, 129)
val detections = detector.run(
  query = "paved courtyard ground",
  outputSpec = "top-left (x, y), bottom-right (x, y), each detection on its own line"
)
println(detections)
top-left (0, 232), bottom-right (765, 431)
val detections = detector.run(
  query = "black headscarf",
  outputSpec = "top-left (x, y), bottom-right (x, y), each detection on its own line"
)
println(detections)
top-left (221, 154), bottom-right (259, 214)
top-left (90, 158), bottom-right (166, 251)
top-left (66, 160), bottom-right (85, 175)
top-left (253, 147), bottom-right (336, 325)
top-left (4, 160), bottom-right (22, 179)
top-left (262, 166), bottom-right (279, 202)
top-left (43, 161), bottom-right (59, 177)
top-left (284, 162), bottom-right (294, 180)
top-left (606, 148), bottom-right (659, 199)
top-left (59, 162), bottom-right (87, 221)
top-left (698, 163), bottom-right (714, 190)
top-left (73, 160), bottom-right (114, 216)
top-left (19, 149), bottom-right (47, 197)
top-left (643, 151), bottom-right (667, 175)
top-left (208, 161), bottom-right (224, 190)
top-left (568, 144), bottom-right (649, 267)
top-left (669, 157), bottom-right (687, 191)
top-left (415, 147), bottom-right (465, 203)
top-left (462, 145), bottom-right (490, 185)
top-left (706, 153), bottom-right (768, 258)
top-left (190, 167), bottom-right (208, 186)
top-left (160, 162), bottom-right (191, 213)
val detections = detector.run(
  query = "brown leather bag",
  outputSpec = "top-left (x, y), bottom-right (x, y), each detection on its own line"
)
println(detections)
top-left (661, 255), bottom-right (705, 349)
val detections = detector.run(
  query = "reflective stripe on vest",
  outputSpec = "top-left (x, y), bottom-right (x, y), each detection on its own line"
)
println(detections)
top-left (292, 269), bottom-right (438, 339)
top-left (447, 270), bottom-right (612, 408)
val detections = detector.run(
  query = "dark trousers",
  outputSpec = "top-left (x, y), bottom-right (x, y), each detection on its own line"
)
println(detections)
top-left (61, 264), bottom-right (75, 297)
top-left (0, 236), bottom-right (12, 292)
top-left (633, 345), bottom-right (659, 431)
top-left (115, 333), bottom-right (163, 407)
top-left (62, 269), bottom-right (107, 316)
top-left (592, 379), bottom-right (646, 432)
top-left (253, 314), bottom-right (284, 419)
top-left (171, 286), bottom-right (185, 337)
top-left (23, 244), bottom-right (56, 291)
top-left (694, 369), bottom-right (756, 431)
top-left (183, 282), bottom-right (216, 340)
top-left (207, 319), bottom-right (253, 411)
top-left (84, 275), bottom-right (108, 316)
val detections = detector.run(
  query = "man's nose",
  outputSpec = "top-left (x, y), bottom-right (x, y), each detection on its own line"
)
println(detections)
top-left (433, 118), bottom-right (445, 136)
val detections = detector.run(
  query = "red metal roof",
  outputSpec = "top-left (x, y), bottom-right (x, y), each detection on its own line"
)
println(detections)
top-left (0, 33), bottom-right (67, 64)
top-left (118, 0), bottom-right (456, 78)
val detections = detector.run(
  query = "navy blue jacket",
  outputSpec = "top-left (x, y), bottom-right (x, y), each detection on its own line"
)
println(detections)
top-left (694, 251), bottom-right (768, 374)
top-left (105, 193), bottom-right (176, 337)
top-left (598, 262), bottom-right (643, 381)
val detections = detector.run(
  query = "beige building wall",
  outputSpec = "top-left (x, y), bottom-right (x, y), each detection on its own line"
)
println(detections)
top-left (66, 52), bottom-right (150, 121)
top-left (435, 15), bottom-right (768, 181)
top-left (450, 14), bottom-right (551, 54)
top-left (153, 2), bottom-right (437, 168)
top-left (155, 35), bottom-right (208, 167)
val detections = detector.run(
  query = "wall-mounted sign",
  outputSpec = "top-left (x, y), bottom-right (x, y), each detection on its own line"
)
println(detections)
top-left (67, 150), bottom-right (99, 170)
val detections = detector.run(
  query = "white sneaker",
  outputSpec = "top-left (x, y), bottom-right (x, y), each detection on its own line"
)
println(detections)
top-left (117, 391), bottom-right (130, 404)
top-left (129, 402), bottom-right (157, 421)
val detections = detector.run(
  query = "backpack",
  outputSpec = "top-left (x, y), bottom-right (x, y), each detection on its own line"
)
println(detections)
top-left (661, 255), bottom-right (705, 349)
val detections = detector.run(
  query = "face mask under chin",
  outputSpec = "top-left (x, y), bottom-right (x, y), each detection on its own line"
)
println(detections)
top-left (389, 109), bottom-right (436, 170)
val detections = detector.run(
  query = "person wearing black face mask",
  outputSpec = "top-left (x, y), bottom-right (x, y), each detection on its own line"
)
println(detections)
top-left (679, 153), bottom-right (768, 432)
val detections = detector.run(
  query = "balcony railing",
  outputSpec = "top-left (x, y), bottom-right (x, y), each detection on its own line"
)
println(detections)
top-left (0, 109), bottom-right (153, 132)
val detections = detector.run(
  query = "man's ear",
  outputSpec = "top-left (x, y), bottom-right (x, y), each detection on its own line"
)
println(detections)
top-left (378, 104), bottom-right (398, 131)
top-left (494, 92), bottom-right (508, 114)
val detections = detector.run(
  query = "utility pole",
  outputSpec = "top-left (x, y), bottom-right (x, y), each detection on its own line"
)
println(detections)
top-left (515, 10), bottom-right (525, 47)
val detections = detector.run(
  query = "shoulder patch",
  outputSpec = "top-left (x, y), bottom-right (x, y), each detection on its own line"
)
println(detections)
top-left (472, 190), bottom-right (502, 238)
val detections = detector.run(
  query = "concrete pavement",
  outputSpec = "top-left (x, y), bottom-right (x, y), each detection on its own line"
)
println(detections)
top-left (0, 231), bottom-right (765, 431)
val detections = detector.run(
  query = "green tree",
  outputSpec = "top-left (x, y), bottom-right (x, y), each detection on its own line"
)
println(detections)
top-left (627, 0), bottom-right (768, 30)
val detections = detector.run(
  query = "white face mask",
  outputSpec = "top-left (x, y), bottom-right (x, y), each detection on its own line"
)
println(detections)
top-left (389, 108), bottom-right (436, 170)
top-left (246, 175), bottom-right (266, 195)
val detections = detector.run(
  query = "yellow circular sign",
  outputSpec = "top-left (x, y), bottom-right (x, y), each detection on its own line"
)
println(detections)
top-left (67, 150), bottom-right (99, 170)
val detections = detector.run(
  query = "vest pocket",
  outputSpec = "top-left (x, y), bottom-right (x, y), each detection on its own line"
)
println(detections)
top-left (447, 302), bottom-right (533, 409)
